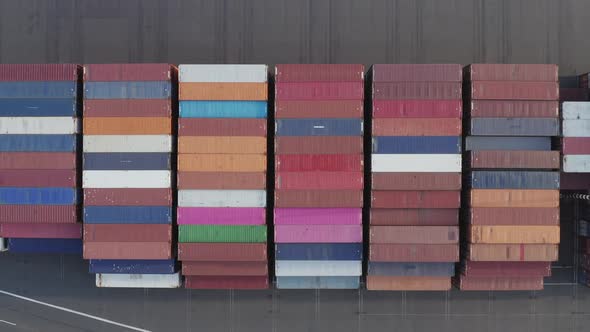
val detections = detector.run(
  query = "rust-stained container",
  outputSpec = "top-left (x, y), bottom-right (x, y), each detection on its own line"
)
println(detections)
top-left (456, 276), bottom-right (543, 291)
top-left (0, 152), bottom-right (75, 169)
top-left (275, 137), bottom-right (363, 154)
top-left (0, 205), bottom-right (77, 223)
top-left (275, 82), bottom-right (364, 100)
top-left (182, 261), bottom-right (268, 276)
top-left (83, 224), bottom-right (172, 242)
top-left (370, 226), bottom-right (458, 244)
top-left (469, 151), bottom-right (560, 169)
top-left (84, 188), bottom-right (172, 206)
top-left (178, 243), bottom-right (267, 261)
top-left (468, 225), bottom-right (560, 244)
top-left (83, 242), bottom-right (172, 260)
top-left (84, 63), bottom-right (171, 81)
top-left (562, 138), bottom-right (590, 154)
top-left (466, 64), bottom-right (558, 82)
top-left (178, 154), bottom-right (266, 172)
top-left (276, 154), bottom-right (363, 172)
top-left (470, 100), bottom-right (559, 118)
top-left (373, 82), bottom-right (461, 100)
top-left (275, 190), bottom-right (363, 208)
top-left (469, 189), bottom-right (559, 208)
top-left (466, 244), bottom-right (558, 261)
top-left (179, 82), bottom-right (267, 100)
top-left (371, 191), bottom-right (460, 208)
top-left (0, 170), bottom-right (75, 187)
top-left (84, 100), bottom-right (171, 117)
top-left (178, 172), bottom-right (266, 190)
top-left (83, 117), bottom-right (171, 135)
top-left (372, 64), bottom-right (462, 82)
top-left (372, 100), bottom-right (462, 118)
top-left (371, 173), bottom-right (461, 190)
top-left (372, 118), bottom-right (461, 136)
top-left (469, 207), bottom-right (559, 225)
top-left (470, 81), bottom-right (559, 100)
top-left (370, 244), bottom-right (459, 262)
top-left (178, 118), bottom-right (266, 136)
top-left (178, 137), bottom-right (266, 154)
top-left (184, 276), bottom-right (268, 289)
top-left (462, 261), bottom-right (551, 277)
top-left (366, 276), bottom-right (451, 291)
top-left (0, 223), bottom-right (81, 238)
top-left (0, 64), bottom-right (80, 81)
top-left (275, 100), bottom-right (363, 118)
top-left (275, 64), bottom-right (364, 82)
top-left (276, 172), bottom-right (363, 190)
top-left (370, 209), bottom-right (458, 226)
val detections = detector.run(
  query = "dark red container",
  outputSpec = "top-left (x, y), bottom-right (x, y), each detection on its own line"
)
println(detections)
top-left (275, 190), bottom-right (363, 208)
top-left (84, 63), bottom-right (171, 81)
top-left (84, 100), bottom-right (171, 117)
top-left (581, 73), bottom-right (589, 88)
top-left (0, 170), bottom-right (75, 187)
top-left (0, 205), bottom-right (77, 223)
top-left (276, 172), bottom-right (363, 190)
top-left (369, 244), bottom-right (459, 262)
top-left (470, 151), bottom-right (560, 169)
top-left (563, 138), bottom-right (590, 154)
top-left (275, 64), bottom-right (364, 82)
top-left (560, 173), bottom-right (590, 190)
top-left (83, 224), bottom-right (171, 242)
top-left (276, 154), bottom-right (363, 172)
top-left (371, 191), bottom-right (460, 208)
top-left (275, 82), bottom-right (364, 100)
top-left (372, 173), bottom-right (461, 190)
top-left (0, 64), bottom-right (79, 81)
top-left (559, 88), bottom-right (589, 101)
top-left (372, 118), bottom-right (461, 136)
top-left (178, 172), bottom-right (266, 190)
top-left (370, 226), bottom-right (459, 244)
top-left (185, 276), bottom-right (268, 289)
top-left (0, 152), bottom-right (76, 169)
top-left (275, 137), bottom-right (363, 154)
top-left (178, 243), bottom-right (267, 261)
top-left (370, 208), bottom-right (459, 226)
top-left (456, 275), bottom-right (543, 291)
top-left (470, 100), bottom-right (559, 118)
top-left (470, 81), bottom-right (559, 100)
top-left (466, 64), bottom-right (558, 82)
top-left (373, 82), bottom-right (461, 100)
top-left (372, 64), bottom-right (462, 82)
top-left (179, 118), bottom-right (266, 136)
top-left (469, 207), bottom-right (559, 225)
top-left (462, 261), bottom-right (551, 277)
top-left (372, 100), bottom-right (462, 118)
top-left (84, 188), bottom-right (172, 206)
top-left (182, 262), bottom-right (268, 276)
top-left (0, 223), bottom-right (81, 238)
top-left (83, 242), bottom-right (171, 260)
top-left (275, 100), bottom-right (363, 118)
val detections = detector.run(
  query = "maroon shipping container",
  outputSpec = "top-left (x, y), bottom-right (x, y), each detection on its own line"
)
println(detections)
top-left (373, 82), bottom-right (461, 100)
top-left (0, 64), bottom-right (79, 81)
top-left (372, 118), bottom-right (461, 136)
top-left (276, 172), bottom-right (363, 190)
top-left (370, 226), bottom-right (459, 244)
top-left (372, 64), bottom-right (462, 82)
top-left (456, 276), bottom-right (544, 291)
top-left (178, 118), bottom-right (266, 137)
top-left (0, 223), bottom-right (81, 238)
top-left (275, 82), bottom-right (364, 100)
top-left (275, 137), bottom-right (363, 154)
top-left (275, 64), bottom-right (364, 82)
top-left (470, 81), bottom-right (559, 100)
top-left (371, 191), bottom-right (460, 208)
top-left (84, 63), bottom-right (171, 81)
top-left (178, 243), bottom-right (267, 261)
top-left (84, 188), bottom-right (172, 206)
top-left (178, 172), bottom-right (266, 190)
top-left (182, 261), bottom-right (268, 276)
top-left (185, 276), bottom-right (268, 289)
top-left (0, 170), bottom-right (75, 187)
top-left (559, 88), bottom-right (589, 101)
top-left (371, 173), bottom-right (461, 190)
top-left (276, 154), bottom-right (363, 172)
top-left (0, 205), bottom-right (77, 224)
top-left (370, 208), bottom-right (459, 226)
top-left (462, 261), bottom-right (551, 277)
top-left (372, 100), bottom-right (462, 118)
top-left (275, 190), bottom-right (363, 208)
top-left (275, 100), bottom-right (363, 118)
top-left (83, 224), bottom-right (171, 242)
top-left (470, 100), bottom-right (559, 118)
top-left (562, 138), bottom-right (590, 154)
top-left (83, 242), bottom-right (171, 260)
top-left (561, 173), bottom-right (590, 190)
top-left (84, 100), bottom-right (171, 117)
top-left (469, 207), bottom-right (559, 225)
top-left (369, 244), bottom-right (459, 262)
top-left (467, 64), bottom-right (558, 82)
top-left (581, 73), bottom-right (589, 88)
top-left (470, 151), bottom-right (560, 169)
top-left (0, 152), bottom-right (76, 169)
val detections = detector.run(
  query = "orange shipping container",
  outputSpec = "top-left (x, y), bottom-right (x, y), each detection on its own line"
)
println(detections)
top-left (366, 276), bottom-right (451, 291)
top-left (83, 117), bottom-right (171, 135)
top-left (178, 154), bottom-right (266, 172)
top-left (466, 244), bottom-right (558, 261)
top-left (470, 189), bottom-right (559, 208)
top-left (179, 82), bottom-right (268, 100)
top-left (469, 225), bottom-right (560, 244)
top-left (178, 137), bottom-right (266, 154)
top-left (372, 118), bottom-right (461, 136)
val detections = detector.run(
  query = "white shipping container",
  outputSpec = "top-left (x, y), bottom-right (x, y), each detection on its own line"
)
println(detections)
top-left (563, 155), bottom-right (590, 173)
top-left (275, 261), bottom-right (362, 277)
top-left (0, 238), bottom-right (6, 252)
top-left (178, 190), bottom-right (267, 207)
top-left (562, 102), bottom-right (590, 119)
top-left (96, 273), bottom-right (181, 288)
top-left (371, 154), bottom-right (462, 172)
top-left (0, 117), bottom-right (78, 134)
top-left (83, 135), bottom-right (172, 152)
top-left (179, 64), bottom-right (268, 83)
top-left (83, 170), bottom-right (171, 188)
top-left (563, 120), bottom-right (590, 137)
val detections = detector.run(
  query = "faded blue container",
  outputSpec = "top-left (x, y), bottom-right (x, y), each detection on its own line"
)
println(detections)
top-left (470, 171), bottom-right (560, 189)
top-left (373, 136), bottom-right (461, 154)
top-left (83, 153), bottom-right (171, 170)
top-left (0, 188), bottom-right (77, 205)
top-left (470, 118), bottom-right (560, 136)
top-left (179, 101), bottom-right (267, 118)
top-left (0, 98), bottom-right (77, 116)
top-left (465, 136), bottom-right (552, 151)
top-left (84, 81), bottom-right (170, 99)
top-left (276, 119), bottom-right (363, 136)
top-left (83, 206), bottom-right (172, 224)
top-left (89, 259), bottom-right (176, 274)
top-left (0, 82), bottom-right (77, 98)
top-left (8, 238), bottom-right (82, 254)
top-left (275, 243), bottom-right (362, 260)
top-left (368, 262), bottom-right (455, 277)
top-left (0, 135), bottom-right (76, 152)
top-left (276, 276), bottom-right (360, 289)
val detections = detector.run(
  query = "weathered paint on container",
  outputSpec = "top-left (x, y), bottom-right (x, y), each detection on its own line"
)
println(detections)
top-left (84, 99), bottom-right (171, 117)
top-left (178, 154), bottom-right (266, 172)
top-left (561, 102), bottom-right (590, 119)
top-left (470, 81), bottom-right (559, 100)
top-left (179, 101), bottom-right (267, 118)
top-left (83, 242), bottom-right (172, 260)
top-left (276, 100), bottom-right (363, 118)
top-left (275, 243), bottom-right (362, 260)
top-left (276, 276), bottom-right (359, 289)
top-left (366, 276), bottom-right (451, 291)
top-left (84, 82), bottom-right (171, 99)
top-left (89, 259), bottom-right (176, 274)
top-left (275, 64), bottom-right (364, 82)
top-left (465, 136), bottom-right (552, 151)
top-left (0, 134), bottom-right (76, 152)
top-left (371, 154), bottom-right (461, 172)
top-left (8, 238), bottom-right (81, 254)
top-left (276, 171), bottom-right (363, 190)
top-left (370, 208), bottom-right (459, 226)
top-left (83, 224), bottom-right (171, 242)
top-left (275, 260), bottom-right (361, 276)
top-left (274, 190), bottom-right (363, 208)
top-left (0, 82), bottom-right (77, 98)
top-left (84, 188), bottom-right (171, 206)
top-left (179, 64), bottom-right (267, 82)
top-left (372, 100), bottom-right (462, 118)
top-left (178, 118), bottom-right (266, 136)
top-left (563, 155), bottom-right (590, 172)
top-left (470, 100), bottom-right (559, 118)
top-left (184, 276), bottom-right (268, 289)
top-left (562, 138), bottom-right (590, 154)
top-left (178, 243), bottom-right (267, 261)
top-left (456, 276), bottom-right (543, 291)
top-left (275, 82), bottom-right (364, 100)
top-left (462, 261), bottom-right (551, 277)
top-left (0, 188), bottom-right (76, 205)
top-left (0, 205), bottom-right (77, 223)
top-left (84, 153), bottom-right (170, 170)
top-left (83, 135), bottom-right (171, 153)
top-left (83, 117), bottom-right (171, 135)
top-left (466, 244), bottom-right (558, 261)
top-left (373, 82), bottom-right (461, 100)
top-left (0, 152), bottom-right (75, 169)
top-left (178, 190), bottom-right (266, 207)
top-left (368, 262), bottom-right (455, 277)
top-left (179, 82), bottom-right (267, 100)
top-left (0, 170), bottom-right (76, 187)
top-left (275, 136), bottom-right (363, 154)
top-left (0, 64), bottom-right (79, 81)
top-left (178, 137), bottom-right (266, 154)
top-left (274, 208), bottom-right (362, 225)
top-left (276, 119), bottom-right (363, 136)
top-left (178, 225), bottom-right (267, 243)
top-left (0, 223), bottom-right (81, 238)
top-left (370, 244), bottom-right (459, 262)
top-left (370, 226), bottom-right (459, 244)
top-left (371, 191), bottom-right (460, 208)
top-left (470, 151), bottom-right (560, 169)
top-left (83, 206), bottom-right (171, 224)
top-left (0, 117), bottom-right (78, 134)
top-left (95, 273), bottom-right (181, 288)
top-left (177, 207), bottom-right (265, 225)
top-left (466, 64), bottom-right (558, 82)
top-left (469, 189), bottom-right (559, 208)
top-left (182, 261), bottom-right (268, 276)
top-left (470, 171), bottom-right (560, 189)
top-left (469, 207), bottom-right (559, 225)
top-left (83, 170), bottom-right (170, 188)
top-left (372, 118), bottom-right (461, 136)
top-left (563, 120), bottom-right (590, 137)
top-left (84, 63), bottom-right (171, 81)
top-left (178, 172), bottom-right (266, 190)
top-left (469, 225), bottom-right (560, 244)
top-left (372, 173), bottom-right (461, 190)
top-left (276, 154), bottom-right (363, 172)
top-left (372, 64), bottom-right (462, 82)
top-left (372, 136), bottom-right (461, 154)
top-left (470, 118), bottom-right (559, 136)
top-left (274, 225), bottom-right (362, 243)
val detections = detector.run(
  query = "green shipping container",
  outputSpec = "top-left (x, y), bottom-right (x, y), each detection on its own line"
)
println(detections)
top-left (178, 225), bottom-right (267, 243)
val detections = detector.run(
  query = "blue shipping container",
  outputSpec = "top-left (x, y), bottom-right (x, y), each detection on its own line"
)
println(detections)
top-left (0, 188), bottom-right (77, 205)
top-left (470, 118), bottom-right (560, 136)
top-left (83, 206), bottom-right (172, 224)
top-left (83, 153), bottom-right (171, 170)
top-left (89, 259), bottom-right (176, 274)
top-left (276, 119), bottom-right (363, 136)
top-left (179, 101), bottom-right (267, 118)
top-left (470, 171), bottom-right (560, 189)
top-left (367, 262), bottom-right (455, 277)
top-left (465, 136), bottom-right (552, 151)
top-left (8, 238), bottom-right (82, 254)
top-left (275, 243), bottom-right (362, 260)
top-left (373, 136), bottom-right (461, 154)
top-left (84, 82), bottom-right (170, 99)
top-left (0, 98), bottom-right (78, 116)
top-left (0, 135), bottom-right (76, 152)
top-left (276, 276), bottom-right (360, 289)
top-left (0, 82), bottom-right (77, 99)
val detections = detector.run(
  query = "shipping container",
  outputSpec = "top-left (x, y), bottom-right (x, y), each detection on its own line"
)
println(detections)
top-left (179, 64), bottom-right (267, 82)
top-left (179, 83), bottom-right (267, 100)
top-left (372, 118), bottom-right (461, 136)
top-left (275, 64), bottom-right (364, 82)
top-left (469, 225), bottom-right (560, 244)
top-left (559, 88), bottom-right (589, 101)
top-left (371, 173), bottom-right (461, 190)
top-left (0, 152), bottom-right (75, 169)
top-left (275, 136), bottom-right (363, 154)
top-left (462, 261), bottom-right (551, 277)
top-left (177, 207), bottom-right (265, 225)
top-left (275, 261), bottom-right (361, 276)
top-left (464, 136), bottom-right (552, 151)
top-left (456, 276), bottom-right (543, 291)
top-left (84, 188), bottom-right (171, 206)
top-left (274, 190), bottom-right (363, 208)
top-left (0, 223), bottom-right (81, 238)
top-left (373, 82), bottom-right (461, 100)
top-left (0, 64), bottom-right (79, 81)
top-left (470, 118), bottom-right (559, 136)
top-left (0, 188), bottom-right (76, 205)
top-left (370, 226), bottom-right (459, 244)
top-left (84, 64), bottom-right (171, 81)
top-left (0, 134), bottom-right (76, 152)
top-left (469, 171), bottom-right (560, 189)
top-left (371, 154), bottom-right (461, 172)
top-left (178, 225), bottom-right (267, 243)
top-left (275, 82), bottom-right (364, 100)
top-left (276, 154), bottom-right (363, 172)
top-left (83, 153), bottom-right (171, 170)
top-left (561, 173), bottom-right (590, 190)
top-left (179, 101), bottom-right (267, 118)
top-left (469, 81), bottom-right (559, 100)
top-left (83, 206), bottom-right (171, 224)
top-left (0, 205), bottom-right (77, 223)
top-left (89, 259), bottom-right (176, 274)
top-left (0, 81), bottom-right (77, 98)
top-left (83, 170), bottom-right (170, 188)
top-left (83, 135), bottom-right (171, 153)
top-left (372, 64), bottom-right (462, 82)
top-left (469, 189), bottom-right (559, 208)
top-left (178, 118), bottom-right (266, 136)
top-left (178, 137), bottom-right (266, 154)
top-left (466, 244), bottom-right (558, 261)
top-left (368, 262), bottom-right (455, 276)
top-left (372, 100), bottom-right (462, 118)
top-left (276, 100), bottom-right (363, 119)
top-left (469, 100), bottom-right (559, 118)
top-left (275, 243), bottom-right (362, 260)
top-left (466, 64), bottom-right (558, 82)
top-left (184, 276), bottom-right (268, 289)
top-left (0, 169), bottom-right (76, 187)
top-left (366, 276), bottom-right (451, 291)
top-left (178, 243), bottom-right (267, 262)
top-left (274, 225), bottom-right (362, 243)
top-left (469, 207), bottom-right (559, 225)
top-left (562, 102), bottom-right (590, 119)
top-left (182, 262), bottom-right (268, 276)
top-left (83, 117), bottom-right (171, 135)
top-left (8, 238), bottom-right (82, 254)
top-left (469, 151), bottom-right (560, 169)
top-left (83, 242), bottom-right (172, 260)
top-left (369, 244), bottom-right (459, 262)
top-left (84, 99), bottom-right (171, 117)
top-left (275, 172), bottom-right (363, 190)
top-left (371, 191), bottom-right (460, 208)
top-left (562, 138), bottom-right (590, 154)
top-left (84, 82), bottom-right (171, 99)
top-left (276, 119), bottom-right (362, 136)
top-left (274, 208), bottom-right (362, 225)
top-left (372, 136), bottom-right (461, 154)
top-left (178, 190), bottom-right (266, 207)
top-left (370, 208), bottom-right (459, 226)
top-left (177, 172), bottom-right (266, 190)
top-left (178, 154), bottom-right (266, 172)
top-left (0, 99), bottom-right (77, 116)
top-left (563, 155), bottom-right (590, 172)
top-left (83, 224), bottom-right (172, 242)
top-left (95, 273), bottom-right (181, 288)
top-left (563, 120), bottom-right (590, 137)
top-left (276, 276), bottom-right (359, 289)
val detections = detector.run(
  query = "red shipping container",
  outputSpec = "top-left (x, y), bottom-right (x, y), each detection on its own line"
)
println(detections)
top-left (470, 100), bottom-right (559, 118)
top-left (0, 205), bottom-right (77, 224)
top-left (0, 152), bottom-right (76, 169)
top-left (0, 223), bottom-right (81, 238)
top-left (275, 64), bottom-right (364, 82)
top-left (456, 276), bottom-right (544, 291)
top-left (373, 82), bottom-right (462, 100)
top-left (83, 224), bottom-right (171, 242)
top-left (178, 172), bottom-right (266, 190)
top-left (0, 170), bottom-right (75, 187)
top-left (469, 151), bottom-right (560, 169)
top-left (185, 276), bottom-right (268, 289)
top-left (470, 81), bottom-right (559, 100)
top-left (372, 173), bottom-right (461, 190)
top-left (84, 100), bottom-right (171, 117)
top-left (371, 191), bottom-right (460, 208)
top-left (178, 243), bottom-right (267, 262)
top-left (276, 154), bottom-right (363, 172)
top-left (83, 242), bottom-right (171, 260)
top-left (372, 118), bottom-right (461, 136)
top-left (372, 64), bottom-right (462, 82)
top-left (561, 173), bottom-right (590, 190)
top-left (369, 244), bottom-right (459, 262)
top-left (276, 100), bottom-right (363, 119)
top-left (275, 172), bottom-right (363, 190)
top-left (182, 261), bottom-right (268, 276)
top-left (372, 100), bottom-right (462, 118)
top-left (275, 82), bottom-right (364, 100)
top-left (178, 118), bottom-right (266, 137)
top-left (84, 188), bottom-right (172, 206)
top-left (275, 190), bottom-right (363, 208)
top-left (84, 63), bottom-right (171, 81)
top-left (0, 64), bottom-right (79, 81)
top-left (469, 207), bottom-right (559, 225)
top-left (462, 261), bottom-right (551, 277)
top-left (562, 138), bottom-right (590, 154)
top-left (467, 64), bottom-right (558, 82)
top-left (275, 137), bottom-right (363, 154)
top-left (370, 208), bottom-right (459, 226)
top-left (370, 226), bottom-right (459, 244)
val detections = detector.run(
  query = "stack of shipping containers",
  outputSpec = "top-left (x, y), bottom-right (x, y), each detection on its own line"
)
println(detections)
top-left (368, 64), bottom-right (461, 290)
top-left (458, 64), bottom-right (560, 290)
top-left (0, 64), bottom-right (82, 253)
top-left (177, 65), bottom-right (268, 289)
top-left (274, 64), bottom-right (364, 289)
top-left (82, 64), bottom-right (179, 288)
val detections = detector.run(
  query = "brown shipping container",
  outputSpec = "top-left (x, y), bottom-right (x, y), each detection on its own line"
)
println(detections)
top-left (84, 100), bottom-right (171, 117)
top-left (0, 64), bottom-right (79, 81)
top-left (456, 276), bottom-right (543, 291)
top-left (84, 63), bottom-right (171, 81)
top-left (179, 118), bottom-right (266, 136)
top-left (179, 82), bottom-right (267, 100)
top-left (370, 226), bottom-right (459, 244)
top-left (462, 261), bottom-right (552, 277)
top-left (275, 64), bottom-right (364, 82)
top-left (372, 118), bottom-right (461, 136)
top-left (367, 276), bottom-right (451, 291)
top-left (178, 172), bottom-right (266, 190)
top-left (466, 244), bottom-right (558, 261)
top-left (275, 100), bottom-right (363, 119)
top-left (178, 243), bottom-right (267, 261)
top-left (0, 152), bottom-right (76, 169)
top-left (469, 207), bottom-right (559, 225)
top-left (275, 190), bottom-right (363, 208)
top-left (178, 154), bottom-right (266, 172)
top-left (469, 189), bottom-right (559, 208)
top-left (467, 64), bottom-right (558, 82)
top-left (372, 64), bottom-right (463, 82)
top-left (83, 117), bottom-right (171, 135)
top-left (468, 225), bottom-right (560, 244)
top-left (370, 208), bottom-right (459, 226)
top-left (83, 242), bottom-right (171, 260)
top-left (182, 261), bottom-right (268, 276)
top-left (470, 81), bottom-right (559, 100)
top-left (178, 137), bottom-right (266, 154)
top-left (373, 82), bottom-right (462, 100)
top-left (0, 205), bottom-right (77, 224)
top-left (470, 151), bottom-right (560, 169)
top-left (370, 244), bottom-right (459, 262)
top-left (84, 188), bottom-right (172, 206)
top-left (0, 170), bottom-right (75, 187)
top-left (275, 137), bottom-right (363, 154)
top-left (371, 191), bottom-right (460, 209)
top-left (470, 100), bottom-right (559, 118)
top-left (83, 224), bottom-right (171, 242)
top-left (185, 276), bottom-right (268, 290)
top-left (372, 173), bottom-right (461, 190)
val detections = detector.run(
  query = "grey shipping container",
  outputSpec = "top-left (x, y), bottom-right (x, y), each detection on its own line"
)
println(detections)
top-left (367, 262), bottom-right (455, 277)
top-left (465, 136), bottom-right (552, 151)
top-left (469, 118), bottom-right (559, 136)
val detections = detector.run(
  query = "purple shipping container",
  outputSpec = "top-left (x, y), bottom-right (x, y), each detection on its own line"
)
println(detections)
top-left (274, 208), bottom-right (362, 225)
top-left (466, 64), bottom-right (558, 82)
top-left (177, 207), bottom-right (265, 225)
top-left (275, 225), bottom-right (362, 243)
top-left (0, 64), bottom-right (80, 81)
top-left (275, 82), bottom-right (364, 100)
top-left (372, 64), bottom-right (462, 82)
top-left (373, 82), bottom-right (462, 100)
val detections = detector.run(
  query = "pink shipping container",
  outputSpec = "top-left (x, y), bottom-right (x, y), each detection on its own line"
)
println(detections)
top-left (275, 225), bottom-right (362, 243)
top-left (0, 64), bottom-right (79, 81)
top-left (0, 205), bottom-right (77, 224)
top-left (369, 226), bottom-right (459, 244)
top-left (275, 82), bottom-right (364, 100)
top-left (0, 223), bottom-right (82, 238)
top-left (274, 208), bottom-right (362, 225)
top-left (467, 64), bottom-right (558, 82)
top-left (84, 63), bottom-right (171, 81)
top-left (177, 207), bottom-right (266, 225)
top-left (470, 81), bottom-right (559, 100)
top-left (275, 171), bottom-right (363, 190)
top-left (276, 154), bottom-right (363, 172)
top-left (372, 100), bottom-right (462, 118)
